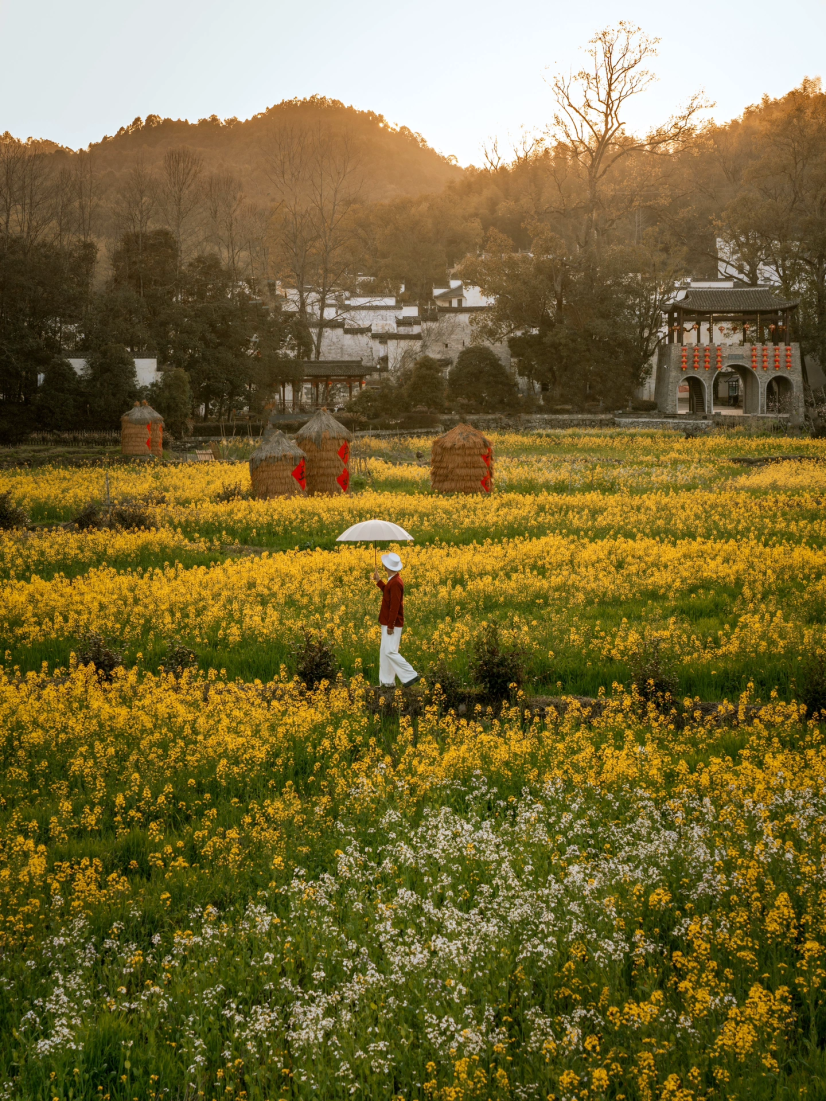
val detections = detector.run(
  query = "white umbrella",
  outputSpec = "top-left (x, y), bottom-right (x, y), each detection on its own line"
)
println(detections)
top-left (337, 518), bottom-right (414, 568)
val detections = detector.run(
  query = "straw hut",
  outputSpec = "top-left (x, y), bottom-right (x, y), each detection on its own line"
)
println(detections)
top-left (431, 422), bottom-right (493, 495)
top-left (249, 430), bottom-right (307, 499)
top-left (296, 409), bottom-right (352, 496)
top-left (121, 401), bottom-right (164, 458)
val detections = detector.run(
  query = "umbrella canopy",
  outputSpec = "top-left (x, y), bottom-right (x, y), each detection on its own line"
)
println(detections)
top-left (337, 519), bottom-right (414, 543)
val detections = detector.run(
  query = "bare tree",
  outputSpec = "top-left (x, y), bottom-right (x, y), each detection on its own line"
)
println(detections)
top-left (205, 171), bottom-right (245, 281)
top-left (549, 22), bottom-right (707, 244)
top-left (265, 124), bottom-right (364, 359)
top-left (75, 148), bottom-right (96, 242)
top-left (110, 156), bottom-right (158, 296)
top-left (158, 146), bottom-right (203, 269)
top-left (0, 138), bottom-right (56, 249)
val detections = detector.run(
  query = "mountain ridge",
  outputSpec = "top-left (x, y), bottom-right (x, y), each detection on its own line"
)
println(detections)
top-left (7, 96), bottom-right (464, 206)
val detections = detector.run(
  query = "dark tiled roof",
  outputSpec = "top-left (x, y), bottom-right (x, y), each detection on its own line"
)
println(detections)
top-left (296, 360), bottom-right (369, 378)
top-left (673, 288), bottom-right (799, 312)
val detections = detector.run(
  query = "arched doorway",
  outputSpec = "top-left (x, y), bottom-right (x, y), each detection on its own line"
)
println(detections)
top-left (712, 365), bottom-right (759, 415)
top-left (713, 370), bottom-right (742, 413)
top-left (766, 375), bottom-right (793, 414)
top-left (677, 375), bottom-right (707, 414)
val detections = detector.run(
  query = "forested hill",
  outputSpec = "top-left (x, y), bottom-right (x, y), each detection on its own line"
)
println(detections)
top-left (33, 97), bottom-right (463, 205)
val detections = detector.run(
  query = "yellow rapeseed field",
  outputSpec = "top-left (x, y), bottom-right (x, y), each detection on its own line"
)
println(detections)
top-left (0, 429), bottom-right (825, 1100)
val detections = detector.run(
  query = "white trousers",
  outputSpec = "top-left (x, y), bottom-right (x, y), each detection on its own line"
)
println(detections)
top-left (379, 627), bottom-right (418, 687)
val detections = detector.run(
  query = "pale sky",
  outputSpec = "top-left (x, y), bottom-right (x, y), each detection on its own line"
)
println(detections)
top-left (2, 0), bottom-right (825, 166)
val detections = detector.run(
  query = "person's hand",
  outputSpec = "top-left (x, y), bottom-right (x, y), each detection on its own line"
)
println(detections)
top-left (372, 570), bottom-right (380, 581)
top-left (386, 626), bottom-right (394, 636)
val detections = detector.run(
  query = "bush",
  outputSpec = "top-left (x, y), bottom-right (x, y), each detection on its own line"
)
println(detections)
top-left (346, 380), bottom-right (401, 419)
top-left (76, 633), bottom-right (123, 680)
top-left (629, 631), bottom-right (679, 706)
top-left (0, 492), bottom-right (29, 530)
top-left (109, 503), bottom-right (151, 530)
top-left (799, 651), bottom-right (826, 718)
top-left (214, 483), bottom-right (252, 502)
top-left (470, 622), bottom-right (525, 700)
top-left (74, 503), bottom-right (105, 530)
top-left (293, 630), bottom-right (339, 688)
top-left (428, 659), bottom-right (463, 711)
top-left (159, 640), bottom-right (198, 678)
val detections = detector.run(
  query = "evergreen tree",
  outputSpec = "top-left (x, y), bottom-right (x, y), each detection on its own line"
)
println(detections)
top-left (35, 357), bottom-right (83, 430)
top-left (148, 367), bottom-right (192, 438)
top-left (448, 346), bottom-right (519, 412)
top-left (406, 355), bottom-right (446, 410)
top-left (80, 344), bottom-right (138, 428)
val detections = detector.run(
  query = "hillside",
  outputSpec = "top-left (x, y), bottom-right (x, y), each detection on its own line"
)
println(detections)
top-left (40, 96), bottom-right (463, 207)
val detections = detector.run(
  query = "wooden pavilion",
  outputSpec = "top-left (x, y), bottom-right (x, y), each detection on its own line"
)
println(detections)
top-left (273, 361), bottom-right (371, 412)
top-left (665, 286), bottom-right (799, 345)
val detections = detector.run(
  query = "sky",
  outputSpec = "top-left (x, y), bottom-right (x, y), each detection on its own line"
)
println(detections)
top-left (1, 0), bottom-right (825, 167)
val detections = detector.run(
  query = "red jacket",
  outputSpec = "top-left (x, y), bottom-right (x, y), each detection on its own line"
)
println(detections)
top-left (377, 574), bottom-right (404, 627)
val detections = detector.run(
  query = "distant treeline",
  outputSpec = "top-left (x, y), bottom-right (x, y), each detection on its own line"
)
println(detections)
top-left (3, 31), bottom-right (826, 436)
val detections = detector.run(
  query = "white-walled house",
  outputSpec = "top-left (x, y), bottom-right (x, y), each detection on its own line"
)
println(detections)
top-left (280, 282), bottom-right (512, 378)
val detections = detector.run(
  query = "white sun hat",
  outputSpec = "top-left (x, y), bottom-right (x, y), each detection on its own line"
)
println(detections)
top-left (381, 552), bottom-right (403, 572)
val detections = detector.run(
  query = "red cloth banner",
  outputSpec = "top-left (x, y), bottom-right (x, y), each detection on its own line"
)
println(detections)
top-left (336, 468), bottom-right (350, 493)
top-left (291, 458), bottom-right (306, 490)
top-left (338, 442), bottom-right (350, 463)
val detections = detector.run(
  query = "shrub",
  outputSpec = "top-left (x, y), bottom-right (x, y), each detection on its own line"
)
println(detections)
top-left (293, 630), bottom-right (339, 688)
top-left (0, 492), bottom-right (29, 530)
top-left (159, 640), bottom-right (198, 678)
top-left (74, 503), bottom-right (105, 530)
top-left (799, 651), bottom-right (826, 718)
top-left (428, 659), bottom-right (463, 711)
top-left (629, 631), bottom-right (679, 706)
top-left (214, 483), bottom-right (252, 502)
top-left (76, 633), bottom-right (123, 680)
top-left (110, 503), bottom-right (151, 530)
top-left (470, 622), bottom-right (525, 700)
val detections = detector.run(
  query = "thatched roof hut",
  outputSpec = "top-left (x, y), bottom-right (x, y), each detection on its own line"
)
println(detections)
top-left (296, 409), bottom-right (352, 496)
top-left (249, 430), bottom-right (307, 499)
top-left (121, 401), bottom-right (164, 458)
top-left (431, 422), bottom-right (493, 495)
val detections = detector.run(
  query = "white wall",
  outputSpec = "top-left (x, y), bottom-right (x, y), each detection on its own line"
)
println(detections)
top-left (66, 357), bottom-right (159, 387)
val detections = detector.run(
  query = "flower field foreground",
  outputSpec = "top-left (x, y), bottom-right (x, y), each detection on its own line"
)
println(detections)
top-left (3, 430), bottom-right (826, 1099)
top-left (1, 666), bottom-right (825, 1099)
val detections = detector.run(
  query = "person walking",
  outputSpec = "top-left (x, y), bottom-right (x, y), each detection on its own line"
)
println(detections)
top-left (372, 552), bottom-right (420, 688)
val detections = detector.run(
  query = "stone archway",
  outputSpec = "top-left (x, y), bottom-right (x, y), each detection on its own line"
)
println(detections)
top-left (677, 374), bottom-right (707, 414)
top-left (766, 374), bottom-right (794, 414)
top-left (713, 364), bottom-right (760, 415)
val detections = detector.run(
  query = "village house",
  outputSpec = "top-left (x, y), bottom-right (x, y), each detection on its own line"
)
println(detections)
top-left (276, 280), bottom-right (513, 409)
